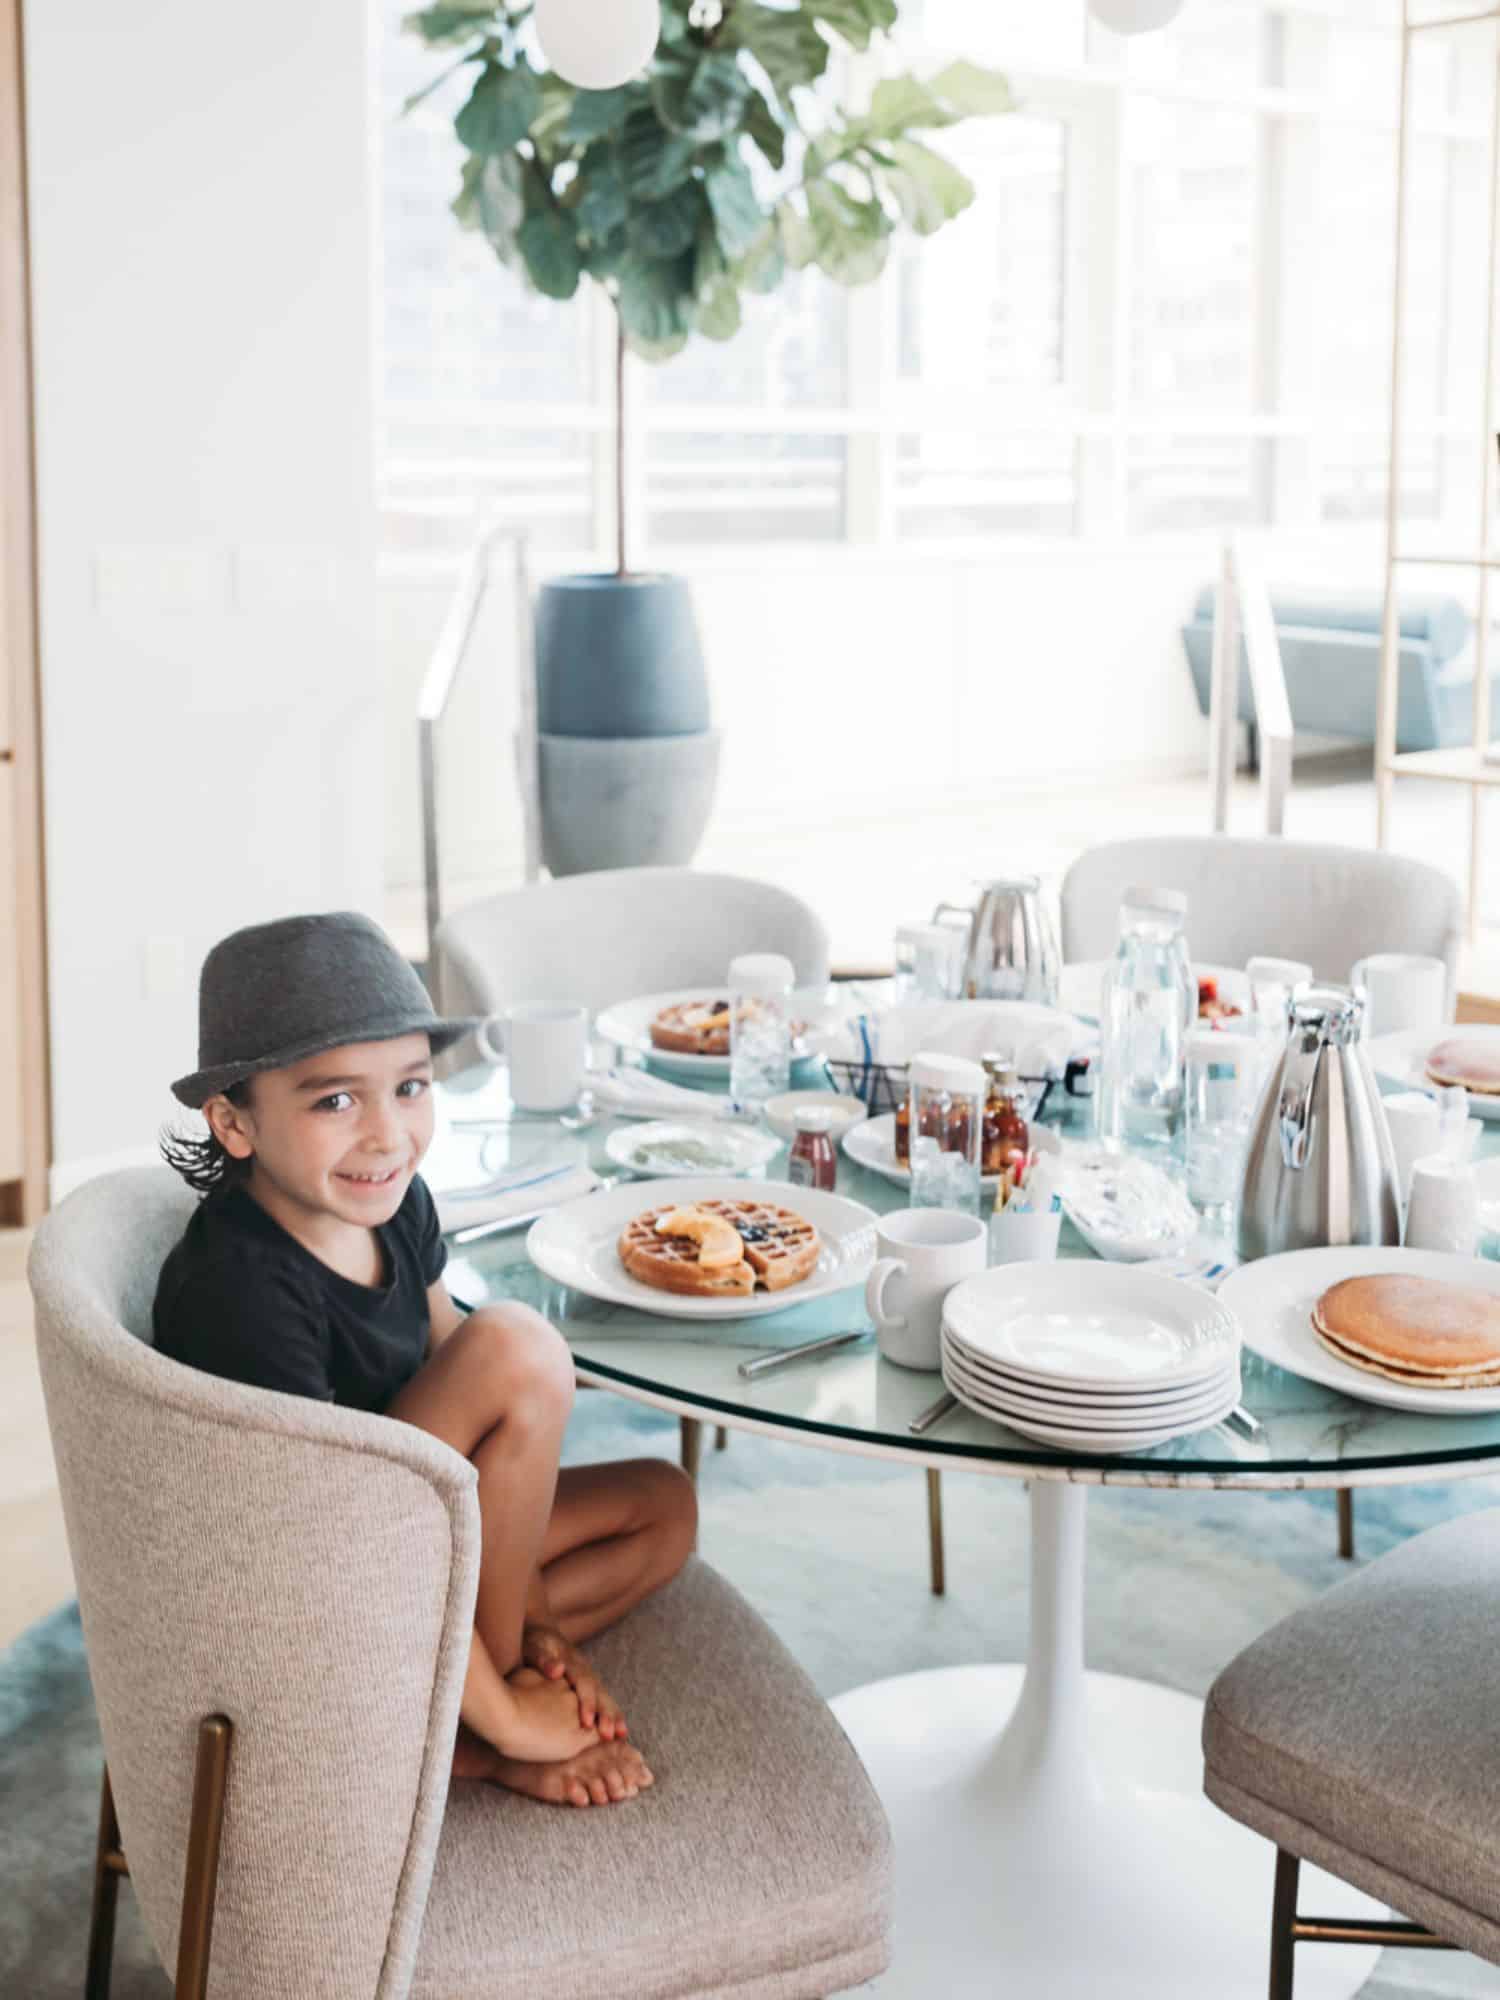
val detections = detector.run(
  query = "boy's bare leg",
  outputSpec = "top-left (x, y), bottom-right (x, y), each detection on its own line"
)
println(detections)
top-left (388, 1305), bottom-right (596, 1764)
top-left (458, 1456), bottom-right (697, 1805)
top-left (541, 1457), bottom-right (699, 1639)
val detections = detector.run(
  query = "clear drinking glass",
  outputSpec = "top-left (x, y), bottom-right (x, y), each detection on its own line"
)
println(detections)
top-left (893, 922), bottom-right (963, 1004)
top-left (1184, 1028), bottom-right (1252, 1228)
top-left (1096, 887), bottom-right (1196, 1155)
top-left (728, 952), bottom-right (795, 1106)
top-left (908, 1053), bottom-right (984, 1217)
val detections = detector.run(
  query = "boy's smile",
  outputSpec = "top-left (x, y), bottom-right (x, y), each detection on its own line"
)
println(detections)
top-left (204, 1031), bottom-right (436, 1269)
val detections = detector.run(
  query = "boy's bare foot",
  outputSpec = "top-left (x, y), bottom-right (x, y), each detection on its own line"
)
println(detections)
top-left (522, 1622), bottom-right (627, 1739)
top-left (452, 1724), bottom-right (655, 1808)
top-left (488, 1666), bottom-right (599, 1764)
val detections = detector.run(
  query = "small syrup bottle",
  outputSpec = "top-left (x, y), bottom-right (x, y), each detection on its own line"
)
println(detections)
top-left (981, 1054), bottom-right (1029, 1181)
top-left (893, 1091), bottom-right (911, 1165)
top-left (788, 1106), bottom-right (837, 1191)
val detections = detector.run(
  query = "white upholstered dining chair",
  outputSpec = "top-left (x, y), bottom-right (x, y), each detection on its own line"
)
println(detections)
top-left (29, 1167), bottom-right (892, 2000)
top-left (1062, 832), bottom-right (1464, 1560)
top-left (1060, 834), bottom-right (1463, 999)
top-left (432, 866), bottom-right (953, 1598)
top-left (429, 866), bottom-right (831, 1021)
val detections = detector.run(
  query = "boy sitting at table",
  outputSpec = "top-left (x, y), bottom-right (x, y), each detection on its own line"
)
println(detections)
top-left (153, 911), bottom-right (697, 1809)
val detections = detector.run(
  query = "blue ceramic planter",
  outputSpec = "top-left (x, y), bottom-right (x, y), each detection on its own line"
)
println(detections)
top-left (529, 730), bottom-right (722, 877)
top-left (534, 573), bottom-right (710, 739)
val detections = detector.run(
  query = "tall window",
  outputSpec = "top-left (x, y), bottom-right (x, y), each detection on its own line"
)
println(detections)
top-left (375, 0), bottom-right (1487, 565)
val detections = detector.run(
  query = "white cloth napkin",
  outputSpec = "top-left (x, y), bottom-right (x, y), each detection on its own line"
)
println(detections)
top-left (432, 1160), bottom-right (600, 1237)
top-left (820, 1002), bottom-right (1084, 1079)
top-left (585, 1066), bottom-right (752, 1121)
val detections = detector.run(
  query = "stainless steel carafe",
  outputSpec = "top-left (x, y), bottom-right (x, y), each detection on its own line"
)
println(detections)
top-left (933, 877), bottom-right (1061, 1005)
top-left (1236, 984), bottom-right (1399, 1262)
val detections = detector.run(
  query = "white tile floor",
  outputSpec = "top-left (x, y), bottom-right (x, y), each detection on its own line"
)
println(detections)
top-left (388, 752), bottom-right (1500, 994)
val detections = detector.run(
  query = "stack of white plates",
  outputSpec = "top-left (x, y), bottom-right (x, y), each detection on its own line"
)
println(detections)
top-left (940, 1263), bottom-right (1242, 1453)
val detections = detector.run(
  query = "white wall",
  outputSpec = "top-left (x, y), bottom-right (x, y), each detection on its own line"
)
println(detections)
top-left (25, 0), bottom-right (380, 1194)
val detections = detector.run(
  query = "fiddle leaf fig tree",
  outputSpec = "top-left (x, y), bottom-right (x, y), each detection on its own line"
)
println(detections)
top-left (404, 0), bottom-right (1011, 570)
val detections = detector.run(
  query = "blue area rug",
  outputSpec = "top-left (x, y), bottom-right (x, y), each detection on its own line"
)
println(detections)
top-left (5, 1390), bottom-right (1500, 1997)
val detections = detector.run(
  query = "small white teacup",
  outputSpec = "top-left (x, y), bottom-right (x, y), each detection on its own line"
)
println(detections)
top-left (1404, 1154), bottom-right (1480, 1256)
top-left (865, 1208), bottom-right (988, 1371)
top-left (1382, 1091), bottom-right (1444, 1207)
top-left (478, 1005), bottom-right (589, 1113)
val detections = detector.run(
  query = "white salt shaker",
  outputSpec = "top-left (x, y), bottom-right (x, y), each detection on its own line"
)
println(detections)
top-left (1404, 1155), bottom-right (1480, 1256)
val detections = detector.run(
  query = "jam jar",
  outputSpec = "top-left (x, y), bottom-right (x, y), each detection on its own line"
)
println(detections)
top-left (788, 1106), bottom-right (837, 1191)
top-left (893, 1090), bottom-right (912, 1166)
top-left (981, 1054), bottom-right (1029, 1182)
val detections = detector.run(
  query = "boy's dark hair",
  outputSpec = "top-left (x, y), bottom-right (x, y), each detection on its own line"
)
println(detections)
top-left (159, 1080), bottom-right (253, 1197)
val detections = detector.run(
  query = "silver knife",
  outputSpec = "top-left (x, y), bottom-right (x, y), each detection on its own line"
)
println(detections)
top-left (909, 1391), bottom-right (959, 1436)
top-left (739, 1330), bottom-right (869, 1380)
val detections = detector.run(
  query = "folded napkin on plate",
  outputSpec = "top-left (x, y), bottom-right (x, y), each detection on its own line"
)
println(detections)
top-left (586, 1066), bottom-right (752, 1121)
top-left (431, 1160), bottom-right (600, 1237)
top-left (820, 1002), bottom-right (1083, 1079)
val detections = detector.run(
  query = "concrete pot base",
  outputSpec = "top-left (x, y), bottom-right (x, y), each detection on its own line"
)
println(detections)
top-left (528, 730), bottom-right (722, 877)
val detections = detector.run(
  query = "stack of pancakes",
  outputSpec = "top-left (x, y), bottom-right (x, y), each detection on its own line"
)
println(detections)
top-left (1312, 1275), bottom-right (1500, 1389)
top-left (1425, 1037), bottom-right (1500, 1097)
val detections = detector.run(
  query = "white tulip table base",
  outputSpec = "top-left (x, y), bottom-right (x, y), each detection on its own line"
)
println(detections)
top-left (831, 1482), bottom-right (1383, 1999)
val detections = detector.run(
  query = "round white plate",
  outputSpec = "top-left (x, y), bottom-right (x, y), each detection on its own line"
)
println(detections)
top-left (941, 1327), bottom-right (1239, 1413)
top-left (594, 986), bottom-right (835, 1080)
top-left (1218, 1246), bottom-right (1500, 1414)
top-left (526, 1175), bottom-right (879, 1322)
top-left (842, 1112), bottom-right (1006, 1193)
top-left (941, 1339), bottom-right (1238, 1430)
top-left (1366, 1024), bottom-right (1500, 1124)
top-left (942, 1262), bottom-right (1241, 1390)
top-left (1059, 960), bottom-right (1249, 1028)
top-left (603, 1120), bottom-right (781, 1180)
top-left (942, 1357), bottom-right (1239, 1453)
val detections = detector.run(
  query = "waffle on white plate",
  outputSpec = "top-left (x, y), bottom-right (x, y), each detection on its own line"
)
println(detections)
top-left (650, 1000), bottom-right (733, 1057)
top-left (618, 1199), bottom-right (821, 1298)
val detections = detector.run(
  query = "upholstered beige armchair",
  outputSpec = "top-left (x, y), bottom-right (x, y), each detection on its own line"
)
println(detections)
top-left (30, 1168), bottom-right (891, 2000)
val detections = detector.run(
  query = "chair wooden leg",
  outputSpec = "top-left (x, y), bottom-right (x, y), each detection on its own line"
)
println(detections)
top-left (85, 1766), bottom-right (124, 2000)
top-left (1336, 1488), bottom-right (1355, 1561)
top-left (174, 1715), bottom-right (233, 2000)
top-left (1269, 1848), bottom-right (1300, 2000)
top-left (714, 1425), bottom-right (728, 1451)
top-left (926, 1468), bottom-right (946, 1597)
top-left (679, 1416), bottom-right (704, 1482)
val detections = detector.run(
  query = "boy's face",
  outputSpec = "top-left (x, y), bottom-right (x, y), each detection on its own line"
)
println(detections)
top-left (207, 1031), bottom-right (435, 1227)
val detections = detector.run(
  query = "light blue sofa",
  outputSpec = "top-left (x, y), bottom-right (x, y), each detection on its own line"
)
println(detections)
top-left (1180, 586), bottom-right (1500, 753)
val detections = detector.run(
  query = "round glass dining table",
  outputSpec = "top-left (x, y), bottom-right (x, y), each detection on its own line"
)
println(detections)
top-left (435, 1064), bottom-right (1500, 2000)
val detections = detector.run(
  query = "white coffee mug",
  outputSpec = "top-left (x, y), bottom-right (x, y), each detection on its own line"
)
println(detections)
top-left (1404, 1154), bottom-right (1480, 1256)
top-left (1381, 1090), bottom-right (1444, 1207)
top-left (1351, 954), bottom-right (1448, 1040)
top-left (865, 1208), bottom-right (988, 1371)
top-left (478, 1005), bottom-right (589, 1113)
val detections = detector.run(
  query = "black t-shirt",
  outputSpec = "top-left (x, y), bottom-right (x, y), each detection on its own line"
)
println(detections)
top-left (152, 1175), bottom-right (448, 1413)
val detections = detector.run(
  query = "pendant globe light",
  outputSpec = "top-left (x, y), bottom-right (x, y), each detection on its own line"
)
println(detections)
top-left (535, 0), bottom-right (661, 88)
top-left (1088, 0), bottom-right (1185, 30)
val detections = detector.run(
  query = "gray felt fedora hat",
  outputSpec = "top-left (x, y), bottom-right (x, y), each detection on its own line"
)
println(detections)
top-left (171, 911), bottom-right (482, 1109)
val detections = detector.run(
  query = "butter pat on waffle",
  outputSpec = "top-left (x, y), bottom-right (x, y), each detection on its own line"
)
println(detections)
top-left (619, 1199), bottom-right (821, 1298)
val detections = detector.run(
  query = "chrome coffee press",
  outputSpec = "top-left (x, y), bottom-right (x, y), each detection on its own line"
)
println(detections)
top-left (932, 877), bottom-right (1061, 1006)
top-left (1237, 983), bottom-right (1399, 1262)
